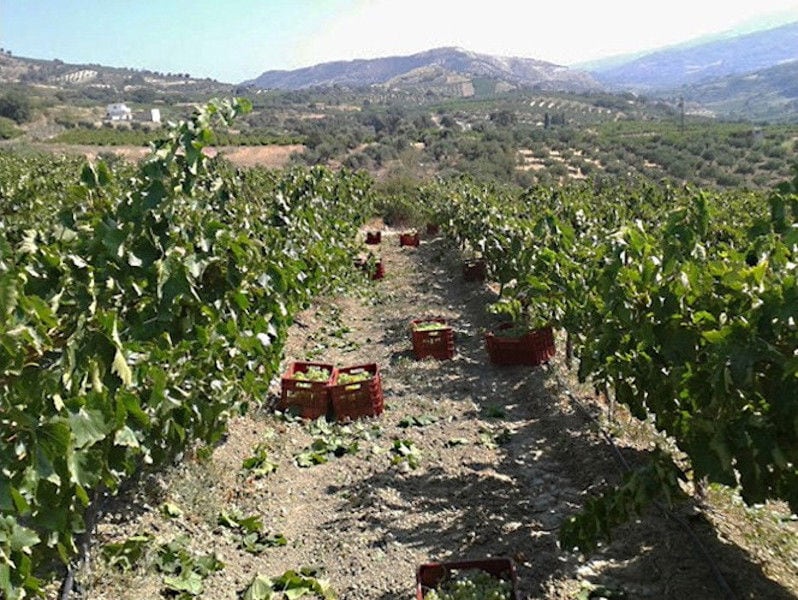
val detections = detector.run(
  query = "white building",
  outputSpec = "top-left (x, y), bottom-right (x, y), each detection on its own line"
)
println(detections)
top-left (105, 103), bottom-right (132, 121)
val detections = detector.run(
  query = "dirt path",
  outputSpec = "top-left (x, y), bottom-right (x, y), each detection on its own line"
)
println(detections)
top-left (82, 231), bottom-right (796, 600)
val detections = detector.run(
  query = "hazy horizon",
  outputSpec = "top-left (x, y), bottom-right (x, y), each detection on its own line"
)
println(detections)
top-left (2, 0), bottom-right (797, 83)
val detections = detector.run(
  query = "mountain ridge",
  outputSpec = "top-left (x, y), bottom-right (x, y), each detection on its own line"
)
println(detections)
top-left (591, 21), bottom-right (798, 91)
top-left (242, 46), bottom-right (600, 93)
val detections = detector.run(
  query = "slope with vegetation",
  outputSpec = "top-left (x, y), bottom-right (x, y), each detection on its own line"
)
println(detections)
top-left (247, 85), bottom-right (797, 190)
top-left (675, 59), bottom-right (798, 123)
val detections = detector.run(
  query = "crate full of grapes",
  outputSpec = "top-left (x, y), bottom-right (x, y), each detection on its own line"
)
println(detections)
top-left (399, 231), bottom-right (420, 247)
top-left (371, 257), bottom-right (385, 280)
top-left (485, 324), bottom-right (555, 367)
top-left (462, 258), bottom-right (486, 282)
top-left (411, 318), bottom-right (454, 360)
top-left (416, 558), bottom-right (519, 599)
top-left (278, 362), bottom-right (335, 419)
top-left (355, 255), bottom-right (384, 280)
top-left (330, 363), bottom-right (383, 421)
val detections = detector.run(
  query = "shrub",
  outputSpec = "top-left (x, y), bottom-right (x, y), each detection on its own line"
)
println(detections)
top-left (0, 90), bottom-right (32, 123)
top-left (374, 175), bottom-right (429, 226)
top-left (734, 162), bottom-right (755, 175)
top-left (0, 115), bottom-right (22, 139)
top-left (716, 172), bottom-right (742, 187)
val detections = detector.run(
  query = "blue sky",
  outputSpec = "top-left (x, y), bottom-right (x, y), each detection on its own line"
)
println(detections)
top-left (2, 0), bottom-right (797, 83)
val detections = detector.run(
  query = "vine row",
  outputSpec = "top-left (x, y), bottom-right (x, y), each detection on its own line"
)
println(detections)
top-left (0, 98), bottom-right (372, 598)
top-left (424, 174), bottom-right (797, 550)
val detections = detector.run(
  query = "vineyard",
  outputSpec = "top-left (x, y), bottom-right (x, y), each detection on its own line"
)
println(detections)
top-left (1, 100), bottom-right (797, 599)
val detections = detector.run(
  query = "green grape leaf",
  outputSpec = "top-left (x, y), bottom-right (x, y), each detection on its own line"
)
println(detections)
top-left (68, 409), bottom-right (109, 449)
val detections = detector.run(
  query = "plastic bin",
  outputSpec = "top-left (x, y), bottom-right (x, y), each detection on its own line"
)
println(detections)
top-left (355, 256), bottom-right (384, 280)
top-left (411, 318), bottom-right (454, 360)
top-left (372, 258), bottom-right (385, 280)
top-left (485, 324), bottom-right (555, 366)
top-left (416, 558), bottom-right (519, 599)
top-left (278, 362), bottom-right (335, 419)
top-left (330, 363), bottom-right (383, 421)
top-left (399, 232), bottom-right (420, 247)
top-left (462, 258), bottom-right (487, 282)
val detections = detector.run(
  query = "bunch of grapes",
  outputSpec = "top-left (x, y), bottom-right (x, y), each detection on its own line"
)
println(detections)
top-left (337, 370), bottom-right (372, 384)
top-left (425, 570), bottom-right (512, 600)
top-left (293, 366), bottom-right (331, 382)
top-left (413, 321), bottom-right (448, 332)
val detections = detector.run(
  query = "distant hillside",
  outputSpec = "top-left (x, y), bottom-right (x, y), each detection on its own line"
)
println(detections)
top-left (0, 52), bottom-right (231, 98)
top-left (678, 60), bottom-right (798, 122)
top-left (592, 21), bottom-right (798, 91)
top-left (243, 47), bottom-right (600, 94)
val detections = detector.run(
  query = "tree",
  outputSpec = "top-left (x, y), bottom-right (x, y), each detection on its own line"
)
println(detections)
top-left (0, 116), bottom-right (22, 139)
top-left (0, 90), bottom-right (32, 123)
top-left (489, 109), bottom-right (516, 127)
top-left (130, 87), bottom-right (157, 103)
top-left (440, 115), bottom-right (457, 129)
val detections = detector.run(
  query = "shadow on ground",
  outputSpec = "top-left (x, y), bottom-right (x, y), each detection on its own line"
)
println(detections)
top-left (330, 235), bottom-right (795, 600)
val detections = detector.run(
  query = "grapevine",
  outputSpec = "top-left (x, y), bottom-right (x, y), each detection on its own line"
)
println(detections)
top-left (0, 98), bottom-right (372, 597)
top-left (424, 172), bottom-right (797, 550)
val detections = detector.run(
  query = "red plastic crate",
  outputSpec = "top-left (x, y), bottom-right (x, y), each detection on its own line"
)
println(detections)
top-left (365, 231), bottom-right (382, 244)
top-left (462, 258), bottom-right (487, 282)
top-left (399, 232), bottom-right (420, 247)
top-left (416, 558), bottom-right (519, 599)
top-left (485, 324), bottom-right (555, 366)
top-left (411, 318), bottom-right (454, 360)
top-left (355, 256), bottom-right (384, 280)
top-left (330, 363), bottom-right (383, 421)
top-left (278, 362), bottom-right (335, 419)
top-left (372, 258), bottom-right (385, 280)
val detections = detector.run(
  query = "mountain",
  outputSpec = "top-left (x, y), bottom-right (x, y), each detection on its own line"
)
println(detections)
top-left (243, 47), bottom-right (600, 93)
top-left (591, 21), bottom-right (798, 91)
top-left (678, 59), bottom-right (798, 122)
